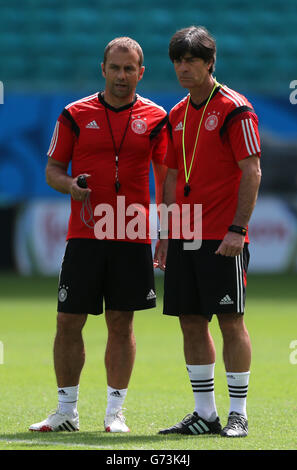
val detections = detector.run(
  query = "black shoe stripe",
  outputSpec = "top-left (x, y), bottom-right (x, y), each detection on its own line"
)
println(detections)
top-left (61, 422), bottom-right (71, 431)
top-left (65, 420), bottom-right (76, 431)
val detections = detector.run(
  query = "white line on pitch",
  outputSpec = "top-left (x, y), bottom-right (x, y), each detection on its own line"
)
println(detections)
top-left (0, 438), bottom-right (113, 449)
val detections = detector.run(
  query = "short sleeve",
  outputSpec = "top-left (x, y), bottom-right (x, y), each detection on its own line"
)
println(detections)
top-left (47, 113), bottom-right (75, 164)
top-left (151, 123), bottom-right (168, 164)
top-left (227, 112), bottom-right (261, 162)
top-left (164, 123), bottom-right (178, 169)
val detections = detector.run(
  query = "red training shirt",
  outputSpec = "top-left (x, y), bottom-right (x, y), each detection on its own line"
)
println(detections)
top-left (47, 92), bottom-right (168, 243)
top-left (165, 84), bottom-right (261, 242)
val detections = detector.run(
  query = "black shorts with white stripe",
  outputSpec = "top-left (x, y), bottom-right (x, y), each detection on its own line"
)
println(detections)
top-left (163, 240), bottom-right (250, 321)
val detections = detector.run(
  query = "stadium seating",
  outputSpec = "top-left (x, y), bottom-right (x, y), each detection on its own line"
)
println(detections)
top-left (0, 1), bottom-right (296, 204)
top-left (1, 1), bottom-right (297, 93)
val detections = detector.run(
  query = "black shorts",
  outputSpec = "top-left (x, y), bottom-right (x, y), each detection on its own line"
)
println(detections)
top-left (58, 239), bottom-right (156, 315)
top-left (163, 240), bottom-right (250, 321)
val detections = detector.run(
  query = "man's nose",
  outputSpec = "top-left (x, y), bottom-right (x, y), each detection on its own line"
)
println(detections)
top-left (178, 60), bottom-right (189, 72)
top-left (117, 68), bottom-right (126, 80)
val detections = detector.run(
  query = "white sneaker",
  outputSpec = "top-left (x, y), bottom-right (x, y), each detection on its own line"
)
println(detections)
top-left (104, 409), bottom-right (130, 433)
top-left (29, 410), bottom-right (79, 432)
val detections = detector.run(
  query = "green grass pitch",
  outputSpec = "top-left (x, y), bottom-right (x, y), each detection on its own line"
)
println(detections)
top-left (0, 272), bottom-right (296, 450)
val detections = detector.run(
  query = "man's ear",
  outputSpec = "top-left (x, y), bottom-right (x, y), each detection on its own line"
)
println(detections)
top-left (138, 65), bottom-right (145, 82)
top-left (208, 60), bottom-right (214, 72)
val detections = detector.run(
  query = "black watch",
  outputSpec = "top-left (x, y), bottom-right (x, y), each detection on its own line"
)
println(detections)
top-left (228, 225), bottom-right (247, 236)
top-left (158, 229), bottom-right (169, 239)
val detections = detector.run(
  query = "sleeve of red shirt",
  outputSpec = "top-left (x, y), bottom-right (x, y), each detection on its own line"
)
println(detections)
top-left (227, 111), bottom-right (261, 162)
top-left (164, 121), bottom-right (178, 169)
top-left (151, 122), bottom-right (168, 164)
top-left (47, 112), bottom-right (75, 164)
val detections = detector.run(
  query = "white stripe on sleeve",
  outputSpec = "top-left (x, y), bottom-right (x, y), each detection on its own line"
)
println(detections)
top-left (241, 120), bottom-right (252, 155)
top-left (244, 118), bottom-right (256, 155)
top-left (48, 121), bottom-right (60, 157)
top-left (248, 118), bottom-right (260, 153)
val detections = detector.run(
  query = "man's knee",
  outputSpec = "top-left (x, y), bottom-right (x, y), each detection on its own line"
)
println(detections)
top-left (56, 312), bottom-right (87, 336)
top-left (105, 310), bottom-right (134, 337)
top-left (179, 314), bottom-right (209, 338)
top-left (217, 313), bottom-right (248, 341)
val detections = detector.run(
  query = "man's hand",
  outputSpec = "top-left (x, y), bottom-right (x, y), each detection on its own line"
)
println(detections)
top-left (215, 231), bottom-right (245, 257)
top-left (46, 159), bottom-right (92, 201)
top-left (153, 239), bottom-right (168, 271)
top-left (70, 174), bottom-right (91, 201)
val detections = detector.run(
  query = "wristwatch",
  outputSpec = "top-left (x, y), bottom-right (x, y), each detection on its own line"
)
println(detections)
top-left (228, 225), bottom-right (247, 236)
top-left (158, 229), bottom-right (169, 239)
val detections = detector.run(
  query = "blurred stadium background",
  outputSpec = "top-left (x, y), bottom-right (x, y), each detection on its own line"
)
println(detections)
top-left (1, 0), bottom-right (297, 276)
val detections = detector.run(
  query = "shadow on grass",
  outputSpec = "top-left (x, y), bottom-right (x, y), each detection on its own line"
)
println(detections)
top-left (0, 431), bottom-right (220, 449)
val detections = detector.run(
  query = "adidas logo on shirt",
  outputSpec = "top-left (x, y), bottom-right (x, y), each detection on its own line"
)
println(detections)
top-left (86, 120), bottom-right (100, 129)
top-left (174, 121), bottom-right (183, 131)
top-left (146, 289), bottom-right (156, 300)
top-left (219, 294), bottom-right (234, 305)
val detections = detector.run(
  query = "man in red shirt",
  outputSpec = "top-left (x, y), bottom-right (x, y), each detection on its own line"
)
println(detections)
top-left (29, 37), bottom-right (167, 434)
top-left (154, 26), bottom-right (261, 437)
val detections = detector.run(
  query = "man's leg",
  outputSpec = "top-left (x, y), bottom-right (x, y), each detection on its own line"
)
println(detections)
top-left (217, 313), bottom-right (251, 372)
top-left (29, 312), bottom-right (87, 432)
top-left (105, 310), bottom-right (136, 389)
top-left (159, 314), bottom-right (221, 435)
top-left (104, 309), bottom-right (135, 432)
top-left (218, 313), bottom-right (251, 437)
top-left (54, 312), bottom-right (88, 387)
top-left (54, 312), bottom-right (87, 417)
top-left (179, 314), bottom-right (215, 365)
top-left (180, 314), bottom-right (218, 421)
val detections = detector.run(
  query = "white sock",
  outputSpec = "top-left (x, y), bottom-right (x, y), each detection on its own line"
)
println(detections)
top-left (186, 363), bottom-right (218, 421)
top-left (226, 371), bottom-right (250, 418)
top-left (58, 385), bottom-right (79, 417)
top-left (106, 386), bottom-right (128, 415)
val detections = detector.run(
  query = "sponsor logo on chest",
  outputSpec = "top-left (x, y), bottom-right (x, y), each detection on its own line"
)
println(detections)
top-left (174, 121), bottom-right (183, 131)
top-left (85, 120), bottom-right (100, 129)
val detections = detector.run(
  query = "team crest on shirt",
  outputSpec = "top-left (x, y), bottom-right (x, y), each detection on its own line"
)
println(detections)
top-left (131, 118), bottom-right (147, 134)
top-left (205, 112), bottom-right (219, 131)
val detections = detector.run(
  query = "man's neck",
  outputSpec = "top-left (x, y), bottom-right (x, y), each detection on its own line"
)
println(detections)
top-left (189, 75), bottom-right (216, 106)
top-left (102, 90), bottom-right (135, 109)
